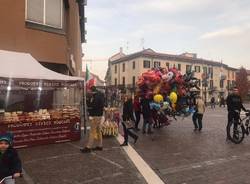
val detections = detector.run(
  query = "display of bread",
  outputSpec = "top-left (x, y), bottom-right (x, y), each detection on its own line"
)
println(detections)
top-left (101, 107), bottom-right (120, 137)
top-left (0, 106), bottom-right (80, 124)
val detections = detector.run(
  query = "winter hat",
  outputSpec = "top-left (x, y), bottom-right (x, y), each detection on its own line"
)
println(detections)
top-left (0, 133), bottom-right (13, 145)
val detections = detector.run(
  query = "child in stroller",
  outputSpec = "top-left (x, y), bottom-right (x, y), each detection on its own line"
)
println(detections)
top-left (152, 102), bottom-right (171, 128)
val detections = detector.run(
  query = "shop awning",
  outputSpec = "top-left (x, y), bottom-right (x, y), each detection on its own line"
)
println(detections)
top-left (0, 50), bottom-right (84, 89)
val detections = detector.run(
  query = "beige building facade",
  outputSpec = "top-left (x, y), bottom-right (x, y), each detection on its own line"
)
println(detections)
top-left (107, 49), bottom-right (237, 101)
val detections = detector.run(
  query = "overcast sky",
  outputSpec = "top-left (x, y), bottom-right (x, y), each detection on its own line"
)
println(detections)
top-left (82, 0), bottom-right (250, 79)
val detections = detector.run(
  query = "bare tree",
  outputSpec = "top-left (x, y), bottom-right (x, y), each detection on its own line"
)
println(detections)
top-left (236, 67), bottom-right (249, 99)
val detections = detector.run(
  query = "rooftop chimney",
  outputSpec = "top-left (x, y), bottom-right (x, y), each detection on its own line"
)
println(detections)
top-left (181, 52), bottom-right (197, 58)
top-left (120, 47), bottom-right (123, 54)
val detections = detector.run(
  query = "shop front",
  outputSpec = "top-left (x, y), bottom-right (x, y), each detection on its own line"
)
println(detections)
top-left (0, 50), bottom-right (84, 148)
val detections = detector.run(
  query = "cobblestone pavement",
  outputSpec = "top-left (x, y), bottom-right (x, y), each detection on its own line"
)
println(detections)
top-left (16, 137), bottom-right (146, 184)
top-left (132, 106), bottom-right (250, 184)
top-left (15, 106), bottom-right (250, 184)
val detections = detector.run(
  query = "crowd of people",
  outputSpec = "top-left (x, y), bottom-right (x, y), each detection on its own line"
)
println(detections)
top-left (79, 84), bottom-right (249, 153)
top-left (210, 96), bottom-right (226, 109)
top-left (0, 85), bottom-right (248, 183)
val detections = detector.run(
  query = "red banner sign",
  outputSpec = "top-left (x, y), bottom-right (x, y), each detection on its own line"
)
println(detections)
top-left (0, 118), bottom-right (81, 148)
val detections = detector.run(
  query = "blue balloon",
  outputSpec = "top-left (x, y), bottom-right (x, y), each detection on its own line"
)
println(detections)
top-left (150, 102), bottom-right (161, 110)
top-left (189, 107), bottom-right (196, 113)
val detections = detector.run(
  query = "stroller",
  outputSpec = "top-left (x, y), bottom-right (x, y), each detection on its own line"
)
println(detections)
top-left (152, 108), bottom-right (171, 128)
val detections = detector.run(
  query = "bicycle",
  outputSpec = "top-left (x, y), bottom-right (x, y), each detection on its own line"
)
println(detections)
top-left (0, 176), bottom-right (14, 184)
top-left (0, 173), bottom-right (22, 184)
top-left (227, 110), bottom-right (250, 144)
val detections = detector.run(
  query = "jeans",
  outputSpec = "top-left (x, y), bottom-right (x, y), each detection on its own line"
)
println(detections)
top-left (134, 111), bottom-right (141, 129)
top-left (142, 118), bottom-right (152, 133)
top-left (87, 116), bottom-right (103, 148)
top-left (193, 113), bottom-right (203, 130)
top-left (121, 122), bottom-right (138, 144)
top-left (192, 112), bottom-right (198, 128)
top-left (227, 111), bottom-right (240, 138)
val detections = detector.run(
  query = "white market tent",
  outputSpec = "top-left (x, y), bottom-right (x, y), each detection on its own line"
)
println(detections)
top-left (0, 50), bottom-right (83, 81)
top-left (0, 49), bottom-right (84, 112)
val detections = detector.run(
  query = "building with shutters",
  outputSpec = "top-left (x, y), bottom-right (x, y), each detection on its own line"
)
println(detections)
top-left (106, 48), bottom-right (237, 101)
top-left (0, 0), bottom-right (87, 76)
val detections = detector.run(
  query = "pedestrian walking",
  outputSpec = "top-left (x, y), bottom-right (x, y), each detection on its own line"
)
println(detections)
top-left (81, 86), bottom-right (105, 153)
top-left (193, 96), bottom-right (205, 131)
top-left (210, 97), bottom-right (216, 109)
top-left (133, 96), bottom-right (141, 131)
top-left (220, 96), bottom-right (226, 107)
top-left (0, 133), bottom-right (22, 184)
top-left (192, 109), bottom-right (198, 131)
top-left (120, 95), bottom-right (138, 146)
top-left (141, 95), bottom-right (153, 134)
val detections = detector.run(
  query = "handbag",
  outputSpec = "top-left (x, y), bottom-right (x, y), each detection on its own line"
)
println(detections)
top-left (123, 120), bottom-right (134, 129)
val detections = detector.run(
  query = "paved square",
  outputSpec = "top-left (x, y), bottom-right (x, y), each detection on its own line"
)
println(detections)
top-left (16, 138), bottom-right (146, 184)
top-left (132, 106), bottom-right (250, 184)
top-left (15, 106), bottom-right (250, 184)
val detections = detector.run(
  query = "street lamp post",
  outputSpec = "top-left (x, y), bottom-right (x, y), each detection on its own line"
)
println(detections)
top-left (202, 72), bottom-right (208, 105)
top-left (205, 84), bottom-right (207, 105)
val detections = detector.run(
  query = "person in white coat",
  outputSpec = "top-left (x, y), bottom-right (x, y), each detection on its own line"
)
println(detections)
top-left (193, 96), bottom-right (205, 131)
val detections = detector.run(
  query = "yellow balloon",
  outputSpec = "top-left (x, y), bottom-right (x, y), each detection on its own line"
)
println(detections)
top-left (169, 92), bottom-right (178, 104)
top-left (153, 94), bottom-right (163, 103)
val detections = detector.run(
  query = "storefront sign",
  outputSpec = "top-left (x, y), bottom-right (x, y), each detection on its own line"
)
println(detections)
top-left (0, 118), bottom-right (81, 148)
top-left (0, 77), bottom-right (84, 89)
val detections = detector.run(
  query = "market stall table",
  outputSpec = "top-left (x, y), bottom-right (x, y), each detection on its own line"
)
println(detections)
top-left (0, 50), bottom-right (84, 148)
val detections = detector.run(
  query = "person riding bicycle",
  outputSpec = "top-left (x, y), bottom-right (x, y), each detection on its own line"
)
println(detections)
top-left (226, 87), bottom-right (247, 140)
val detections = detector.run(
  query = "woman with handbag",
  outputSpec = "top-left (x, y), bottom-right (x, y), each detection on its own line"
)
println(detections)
top-left (120, 95), bottom-right (138, 146)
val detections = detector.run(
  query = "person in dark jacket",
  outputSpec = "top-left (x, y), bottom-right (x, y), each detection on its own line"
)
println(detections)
top-left (120, 95), bottom-right (138, 146)
top-left (220, 96), bottom-right (226, 107)
top-left (87, 87), bottom-right (105, 117)
top-left (226, 88), bottom-right (247, 139)
top-left (133, 96), bottom-right (141, 131)
top-left (81, 86), bottom-right (105, 153)
top-left (141, 95), bottom-right (153, 134)
top-left (122, 95), bottom-right (135, 122)
top-left (0, 133), bottom-right (22, 184)
top-left (210, 97), bottom-right (216, 109)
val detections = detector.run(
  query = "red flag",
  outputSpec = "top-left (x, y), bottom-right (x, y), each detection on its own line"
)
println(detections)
top-left (86, 78), bottom-right (96, 91)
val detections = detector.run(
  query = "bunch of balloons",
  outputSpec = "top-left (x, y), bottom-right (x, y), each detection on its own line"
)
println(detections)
top-left (137, 67), bottom-right (200, 116)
